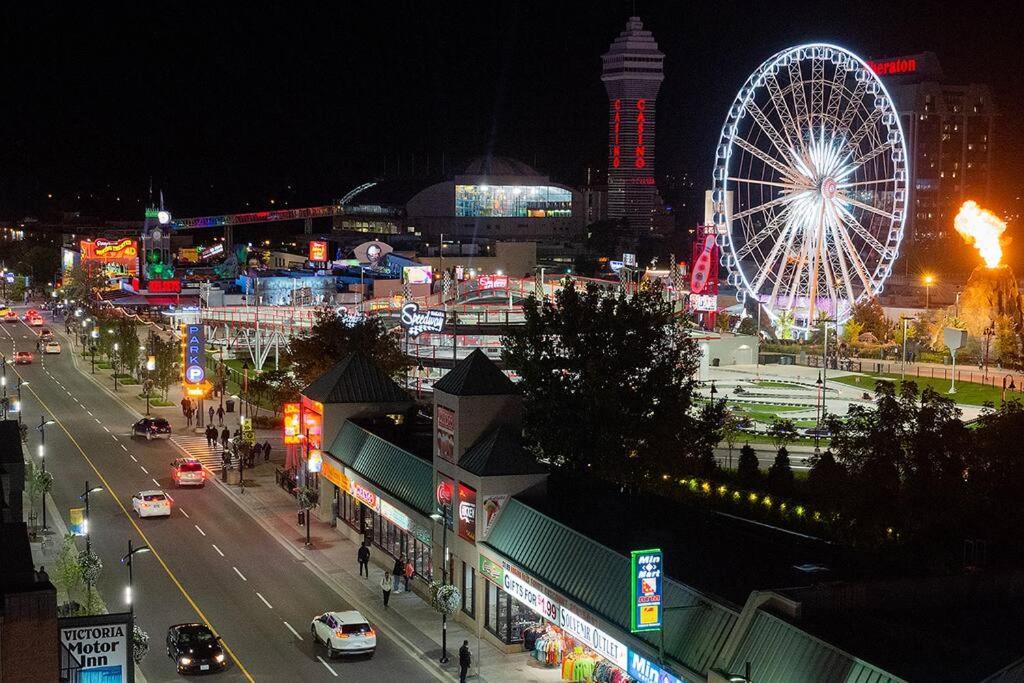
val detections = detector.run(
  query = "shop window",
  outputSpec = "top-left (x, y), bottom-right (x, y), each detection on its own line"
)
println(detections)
top-left (462, 562), bottom-right (475, 618)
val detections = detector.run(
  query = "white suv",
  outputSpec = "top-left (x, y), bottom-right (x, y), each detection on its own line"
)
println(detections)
top-left (311, 611), bottom-right (376, 658)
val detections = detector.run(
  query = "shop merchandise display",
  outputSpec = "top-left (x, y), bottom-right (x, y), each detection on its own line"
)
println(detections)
top-left (525, 624), bottom-right (633, 682)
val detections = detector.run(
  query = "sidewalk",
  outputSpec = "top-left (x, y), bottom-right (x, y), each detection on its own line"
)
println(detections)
top-left (60, 329), bottom-right (555, 681)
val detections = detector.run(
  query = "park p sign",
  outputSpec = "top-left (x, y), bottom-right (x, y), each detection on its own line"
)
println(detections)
top-left (630, 549), bottom-right (663, 632)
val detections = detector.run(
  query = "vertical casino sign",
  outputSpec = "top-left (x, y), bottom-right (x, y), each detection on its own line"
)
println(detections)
top-left (181, 323), bottom-right (210, 398)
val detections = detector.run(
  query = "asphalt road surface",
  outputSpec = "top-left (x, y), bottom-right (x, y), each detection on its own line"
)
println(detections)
top-left (6, 307), bottom-right (437, 682)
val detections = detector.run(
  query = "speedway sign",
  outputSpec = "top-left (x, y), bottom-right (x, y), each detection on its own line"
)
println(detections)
top-left (400, 302), bottom-right (445, 337)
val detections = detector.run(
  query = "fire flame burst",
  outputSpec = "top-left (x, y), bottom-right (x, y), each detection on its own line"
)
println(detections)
top-left (954, 200), bottom-right (1006, 268)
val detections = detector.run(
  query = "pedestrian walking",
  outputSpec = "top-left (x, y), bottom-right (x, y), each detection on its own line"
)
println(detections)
top-left (180, 397), bottom-right (188, 416)
top-left (208, 406), bottom-right (215, 424)
top-left (217, 406), bottom-right (225, 425)
top-left (380, 571), bottom-right (392, 608)
top-left (392, 557), bottom-right (404, 593)
top-left (357, 542), bottom-right (370, 577)
top-left (185, 407), bottom-right (193, 427)
top-left (262, 440), bottom-right (271, 463)
top-left (459, 640), bottom-right (471, 683)
top-left (221, 427), bottom-right (230, 449)
top-left (404, 558), bottom-right (414, 591)
top-left (205, 425), bottom-right (214, 448)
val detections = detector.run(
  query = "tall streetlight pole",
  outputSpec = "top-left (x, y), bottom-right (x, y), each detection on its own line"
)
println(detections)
top-left (430, 504), bottom-right (452, 665)
top-left (90, 328), bottom-right (99, 373)
top-left (900, 317), bottom-right (910, 382)
top-left (15, 378), bottom-right (26, 424)
top-left (113, 342), bottom-right (120, 391)
top-left (37, 415), bottom-right (52, 530)
top-left (145, 354), bottom-right (156, 415)
top-left (121, 539), bottom-right (151, 616)
top-left (923, 273), bottom-right (935, 311)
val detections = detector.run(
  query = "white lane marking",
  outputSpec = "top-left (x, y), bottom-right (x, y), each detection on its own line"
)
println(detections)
top-left (152, 478), bottom-right (161, 487)
top-left (317, 657), bottom-right (338, 677)
top-left (111, 435), bottom-right (119, 442)
top-left (130, 455), bottom-right (138, 462)
top-left (87, 410), bottom-right (93, 416)
top-left (283, 621), bottom-right (302, 640)
top-left (194, 524), bottom-right (206, 537)
top-left (256, 592), bottom-right (273, 609)
top-left (179, 508), bottom-right (190, 518)
top-left (140, 466), bottom-right (149, 474)
top-left (102, 425), bottom-right (110, 432)
top-left (120, 444), bottom-right (128, 452)
top-left (233, 566), bottom-right (247, 581)
top-left (94, 418), bottom-right (101, 424)
top-left (211, 544), bottom-right (224, 557)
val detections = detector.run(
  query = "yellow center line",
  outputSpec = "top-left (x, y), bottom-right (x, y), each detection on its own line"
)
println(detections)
top-left (18, 372), bottom-right (255, 682)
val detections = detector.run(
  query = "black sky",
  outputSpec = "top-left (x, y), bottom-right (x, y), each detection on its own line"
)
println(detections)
top-left (1, 1), bottom-right (1022, 220)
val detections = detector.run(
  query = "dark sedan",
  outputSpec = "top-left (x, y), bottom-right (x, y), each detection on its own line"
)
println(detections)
top-left (166, 623), bottom-right (227, 674)
top-left (132, 417), bottom-right (172, 440)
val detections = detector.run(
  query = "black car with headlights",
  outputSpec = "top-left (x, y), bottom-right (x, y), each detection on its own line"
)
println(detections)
top-left (133, 417), bottom-right (172, 440)
top-left (166, 623), bottom-right (227, 674)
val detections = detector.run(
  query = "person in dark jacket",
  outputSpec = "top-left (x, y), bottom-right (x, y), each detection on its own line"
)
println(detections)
top-left (262, 440), bottom-right (271, 462)
top-left (459, 641), bottom-right (471, 683)
top-left (216, 405), bottom-right (225, 425)
top-left (220, 427), bottom-right (231, 449)
top-left (357, 542), bottom-right (370, 577)
top-left (392, 557), bottom-right (404, 593)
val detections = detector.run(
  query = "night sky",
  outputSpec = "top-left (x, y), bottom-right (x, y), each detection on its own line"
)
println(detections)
top-left (2, 1), bottom-right (1021, 223)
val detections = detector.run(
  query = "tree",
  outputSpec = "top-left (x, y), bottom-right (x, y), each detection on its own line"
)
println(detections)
top-left (503, 280), bottom-right (708, 484)
top-left (151, 336), bottom-right (179, 400)
top-left (114, 319), bottom-right (141, 378)
top-left (767, 417), bottom-right (798, 451)
top-left (54, 534), bottom-right (83, 607)
top-left (737, 444), bottom-right (760, 486)
top-left (767, 446), bottom-right (794, 496)
top-left (286, 308), bottom-right (408, 385)
top-left (25, 460), bottom-right (53, 530)
top-left (776, 310), bottom-right (795, 340)
top-left (807, 449), bottom-right (847, 506)
top-left (132, 625), bottom-right (150, 664)
top-left (851, 297), bottom-right (892, 342)
top-left (841, 319), bottom-right (864, 346)
top-left (722, 411), bottom-right (742, 468)
top-left (62, 264), bottom-right (107, 303)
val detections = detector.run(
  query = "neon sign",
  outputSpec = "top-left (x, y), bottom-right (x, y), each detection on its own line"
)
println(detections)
top-left (81, 238), bottom-right (138, 260)
top-left (182, 323), bottom-right (206, 385)
top-left (283, 403), bottom-right (301, 445)
top-left (400, 302), bottom-right (446, 337)
top-left (867, 57), bottom-right (917, 76)
top-left (309, 240), bottom-right (328, 262)
top-left (612, 99), bottom-right (622, 169)
top-left (635, 99), bottom-right (647, 169)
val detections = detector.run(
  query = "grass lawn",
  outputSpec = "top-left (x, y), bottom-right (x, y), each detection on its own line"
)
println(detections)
top-left (832, 372), bottom-right (1003, 406)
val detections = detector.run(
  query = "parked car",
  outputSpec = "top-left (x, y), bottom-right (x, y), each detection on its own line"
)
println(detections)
top-left (44, 341), bottom-right (61, 354)
top-left (172, 458), bottom-right (206, 487)
top-left (131, 417), bottom-right (172, 440)
top-left (802, 426), bottom-right (831, 438)
top-left (310, 610), bottom-right (376, 658)
top-left (13, 351), bottom-right (33, 364)
top-left (3, 310), bottom-right (19, 323)
top-left (166, 623), bottom-right (227, 674)
top-left (131, 490), bottom-right (171, 518)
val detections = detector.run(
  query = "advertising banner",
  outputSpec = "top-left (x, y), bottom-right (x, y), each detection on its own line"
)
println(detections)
top-left (477, 274), bottom-right (508, 290)
top-left (435, 475), bottom-right (454, 530)
top-left (627, 651), bottom-right (689, 683)
top-left (147, 279), bottom-right (181, 294)
top-left (320, 456), bottom-right (349, 493)
top-left (309, 240), bottom-right (329, 262)
top-left (402, 265), bottom-right (433, 285)
top-left (458, 483), bottom-right (477, 544)
top-left (283, 403), bottom-right (301, 445)
top-left (436, 406), bottom-right (455, 463)
top-left (630, 549), bottom-right (663, 632)
top-left (69, 507), bottom-right (86, 536)
top-left (59, 613), bottom-right (133, 683)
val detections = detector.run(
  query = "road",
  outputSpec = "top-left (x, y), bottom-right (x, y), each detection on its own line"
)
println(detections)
top-left (5, 307), bottom-right (436, 682)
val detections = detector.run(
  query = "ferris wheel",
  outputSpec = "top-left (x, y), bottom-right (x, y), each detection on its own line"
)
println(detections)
top-left (711, 44), bottom-right (907, 334)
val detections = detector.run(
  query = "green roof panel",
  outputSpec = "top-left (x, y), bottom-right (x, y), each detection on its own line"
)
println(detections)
top-left (326, 421), bottom-right (434, 517)
top-left (726, 611), bottom-right (905, 683)
top-left (485, 498), bottom-right (737, 675)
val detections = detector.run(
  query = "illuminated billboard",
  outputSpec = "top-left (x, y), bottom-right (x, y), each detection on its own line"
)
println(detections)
top-left (80, 238), bottom-right (139, 277)
top-left (455, 185), bottom-right (572, 218)
top-left (402, 265), bottom-right (433, 285)
top-left (309, 240), bottom-right (328, 262)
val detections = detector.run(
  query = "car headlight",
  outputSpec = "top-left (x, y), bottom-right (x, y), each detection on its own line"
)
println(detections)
top-left (179, 656), bottom-right (192, 666)
top-left (214, 653), bottom-right (225, 663)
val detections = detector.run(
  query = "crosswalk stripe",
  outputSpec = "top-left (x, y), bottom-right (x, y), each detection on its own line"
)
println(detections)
top-left (171, 435), bottom-right (224, 473)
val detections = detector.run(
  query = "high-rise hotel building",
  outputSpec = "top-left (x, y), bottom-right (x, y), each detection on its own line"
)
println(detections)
top-left (601, 17), bottom-right (665, 239)
top-left (869, 52), bottom-right (997, 244)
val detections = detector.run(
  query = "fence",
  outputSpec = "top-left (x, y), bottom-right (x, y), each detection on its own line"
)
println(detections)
top-left (804, 354), bottom-right (1024, 393)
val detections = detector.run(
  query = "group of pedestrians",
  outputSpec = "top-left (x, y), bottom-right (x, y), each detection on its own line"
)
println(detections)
top-left (364, 543), bottom-right (413, 609)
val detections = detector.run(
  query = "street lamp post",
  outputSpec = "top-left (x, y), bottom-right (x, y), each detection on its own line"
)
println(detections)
top-left (815, 373), bottom-right (823, 455)
top-left (923, 274), bottom-right (935, 311)
top-left (145, 354), bottom-right (156, 415)
top-left (303, 429), bottom-right (312, 548)
top-left (37, 415), bottom-right (52, 530)
top-left (113, 342), bottom-right (120, 391)
top-left (90, 329), bottom-right (99, 373)
top-left (121, 539), bottom-right (151, 616)
top-left (430, 505), bottom-right (452, 665)
top-left (900, 317), bottom-right (910, 382)
top-left (79, 482), bottom-right (103, 557)
top-left (15, 377), bottom-right (25, 424)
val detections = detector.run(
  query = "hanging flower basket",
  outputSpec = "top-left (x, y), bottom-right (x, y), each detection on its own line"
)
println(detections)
top-left (429, 581), bottom-right (461, 616)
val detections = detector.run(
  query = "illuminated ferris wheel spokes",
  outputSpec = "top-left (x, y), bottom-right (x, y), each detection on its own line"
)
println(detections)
top-left (712, 44), bottom-right (907, 333)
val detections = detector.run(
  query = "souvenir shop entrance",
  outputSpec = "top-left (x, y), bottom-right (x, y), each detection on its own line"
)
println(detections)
top-left (478, 555), bottom-right (635, 683)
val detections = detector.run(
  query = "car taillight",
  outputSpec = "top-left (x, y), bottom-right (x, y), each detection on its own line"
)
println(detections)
top-left (333, 631), bottom-right (349, 638)
top-left (366, 629), bottom-right (375, 637)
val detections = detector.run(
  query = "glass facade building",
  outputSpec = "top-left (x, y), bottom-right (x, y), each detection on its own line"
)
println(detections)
top-left (455, 185), bottom-right (572, 218)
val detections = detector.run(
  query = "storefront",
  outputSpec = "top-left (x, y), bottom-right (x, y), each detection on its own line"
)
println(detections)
top-left (321, 451), bottom-right (434, 582)
top-left (477, 550), bottom-right (636, 682)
